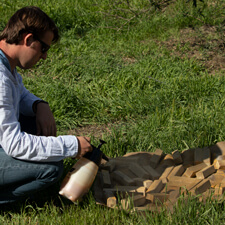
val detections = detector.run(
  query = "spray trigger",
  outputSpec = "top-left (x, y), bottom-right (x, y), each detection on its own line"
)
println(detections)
top-left (84, 139), bottom-right (108, 165)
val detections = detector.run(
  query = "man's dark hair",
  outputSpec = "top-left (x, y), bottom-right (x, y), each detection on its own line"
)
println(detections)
top-left (0, 6), bottom-right (59, 44)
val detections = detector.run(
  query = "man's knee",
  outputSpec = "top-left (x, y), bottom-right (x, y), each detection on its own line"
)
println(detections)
top-left (41, 160), bottom-right (64, 184)
top-left (47, 161), bottom-right (63, 182)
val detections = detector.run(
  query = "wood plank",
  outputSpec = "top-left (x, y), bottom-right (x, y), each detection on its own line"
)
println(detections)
top-left (207, 174), bottom-right (225, 187)
top-left (121, 194), bottom-right (146, 209)
top-left (213, 155), bottom-right (225, 163)
top-left (93, 172), bottom-right (107, 205)
top-left (214, 160), bottom-right (225, 170)
top-left (161, 185), bottom-right (179, 194)
top-left (104, 190), bottom-right (117, 208)
top-left (156, 154), bottom-right (175, 175)
top-left (146, 193), bottom-right (169, 203)
top-left (216, 169), bottom-right (225, 175)
top-left (149, 149), bottom-right (164, 168)
top-left (136, 186), bottom-right (146, 195)
top-left (172, 150), bottom-right (183, 165)
top-left (128, 163), bottom-right (150, 179)
top-left (202, 147), bottom-right (211, 166)
top-left (160, 166), bottom-right (174, 180)
top-left (167, 165), bottom-right (185, 178)
top-left (142, 165), bottom-right (160, 180)
top-left (101, 160), bottom-right (116, 172)
top-left (130, 152), bottom-right (153, 166)
top-left (146, 179), bottom-right (164, 194)
top-left (111, 170), bottom-right (136, 186)
top-left (190, 179), bottom-right (211, 195)
top-left (214, 183), bottom-right (225, 195)
top-left (103, 186), bottom-right (142, 194)
top-left (118, 167), bottom-right (137, 179)
top-left (198, 188), bottom-right (214, 203)
top-left (143, 180), bottom-right (153, 189)
top-left (195, 165), bottom-right (216, 179)
top-left (182, 163), bottom-right (208, 178)
top-left (167, 176), bottom-right (202, 189)
top-left (194, 148), bottom-right (203, 165)
top-left (133, 177), bottom-right (145, 186)
top-left (210, 141), bottom-right (225, 156)
top-left (101, 169), bottom-right (112, 188)
top-left (160, 177), bottom-right (168, 184)
top-left (181, 148), bottom-right (195, 166)
top-left (164, 189), bottom-right (180, 212)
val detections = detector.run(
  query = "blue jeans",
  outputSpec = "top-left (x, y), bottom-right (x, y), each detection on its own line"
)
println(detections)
top-left (0, 115), bottom-right (64, 204)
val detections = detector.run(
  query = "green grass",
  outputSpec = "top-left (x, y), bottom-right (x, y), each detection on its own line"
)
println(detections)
top-left (1, 0), bottom-right (225, 223)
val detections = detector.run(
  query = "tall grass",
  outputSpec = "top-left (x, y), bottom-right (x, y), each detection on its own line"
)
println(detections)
top-left (1, 0), bottom-right (225, 223)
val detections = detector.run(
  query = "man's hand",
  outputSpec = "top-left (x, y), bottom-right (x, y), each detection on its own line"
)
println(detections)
top-left (76, 136), bottom-right (92, 158)
top-left (35, 102), bottom-right (57, 136)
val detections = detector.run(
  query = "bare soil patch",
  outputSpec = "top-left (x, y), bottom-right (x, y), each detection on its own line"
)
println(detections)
top-left (160, 25), bottom-right (225, 74)
top-left (66, 123), bottom-right (114, 139)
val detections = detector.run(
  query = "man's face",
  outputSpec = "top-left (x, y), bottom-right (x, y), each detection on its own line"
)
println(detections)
top-left (19, 30), bottom-right (54, 69)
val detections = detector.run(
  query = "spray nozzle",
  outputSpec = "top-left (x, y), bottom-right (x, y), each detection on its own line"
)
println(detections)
top-left (84, 139), bottom-right (108, 166)
top-left (97, 139), bottom-right (107, 149)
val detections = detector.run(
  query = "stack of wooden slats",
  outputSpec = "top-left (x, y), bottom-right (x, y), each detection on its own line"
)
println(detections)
top-left (93, 141), bottom-right (225, 212)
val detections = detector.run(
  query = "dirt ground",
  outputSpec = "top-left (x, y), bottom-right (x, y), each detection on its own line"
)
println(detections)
top-left (161, 25), bottom-right (225, 74)
top-left (66, 123), bottom-right (112, 139)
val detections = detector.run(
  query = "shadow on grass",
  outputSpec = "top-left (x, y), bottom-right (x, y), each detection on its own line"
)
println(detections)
top-left (0, 182), bottom-right (74, 215)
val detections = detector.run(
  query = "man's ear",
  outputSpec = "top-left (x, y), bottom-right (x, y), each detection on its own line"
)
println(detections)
top-left (23, 33), bottom-right (34, 47)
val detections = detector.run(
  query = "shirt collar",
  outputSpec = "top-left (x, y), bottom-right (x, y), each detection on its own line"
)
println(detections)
top-left (0, 49), bottom-right (12, 72)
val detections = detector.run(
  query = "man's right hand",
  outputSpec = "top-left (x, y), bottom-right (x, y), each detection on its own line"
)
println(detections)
top-left (76, 136), bottom-right (92, 158)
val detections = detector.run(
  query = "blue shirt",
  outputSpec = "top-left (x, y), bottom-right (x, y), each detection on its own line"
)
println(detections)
top-left (0, 50), bottom-right (78, 161)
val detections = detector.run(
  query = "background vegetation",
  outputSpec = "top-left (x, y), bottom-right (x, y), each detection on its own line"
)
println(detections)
top-left (1, 0), bottom-right (225, 224)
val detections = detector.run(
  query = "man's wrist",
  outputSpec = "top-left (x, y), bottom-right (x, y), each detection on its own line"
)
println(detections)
top-left (32, 100), bottom-right (49, 113)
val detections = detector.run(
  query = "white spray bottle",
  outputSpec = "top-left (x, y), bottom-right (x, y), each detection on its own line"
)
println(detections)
top-left (59, 140), bottom-right (107, 202)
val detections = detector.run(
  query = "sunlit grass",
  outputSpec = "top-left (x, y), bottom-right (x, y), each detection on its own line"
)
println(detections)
top-left (1, 0), bottom-right (225, 223)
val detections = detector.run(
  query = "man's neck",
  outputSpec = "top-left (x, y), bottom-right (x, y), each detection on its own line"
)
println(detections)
top-left (0, 41), bottom-right (18, 72)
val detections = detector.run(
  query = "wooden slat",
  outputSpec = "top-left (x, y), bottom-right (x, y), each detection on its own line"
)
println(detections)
top-left (172, 150), bottom-right (183, 165)
top-left (149, 149), bottom-right (164, 168)
top-left (195, 165), bottom-right (216, 179)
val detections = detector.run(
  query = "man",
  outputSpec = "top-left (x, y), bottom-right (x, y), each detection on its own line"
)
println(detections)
top-left (0, 6), bottom-right (92, 204)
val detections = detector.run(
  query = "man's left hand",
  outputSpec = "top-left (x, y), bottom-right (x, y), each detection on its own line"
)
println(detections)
top-left (35, 102), bottom-right (57, 136)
